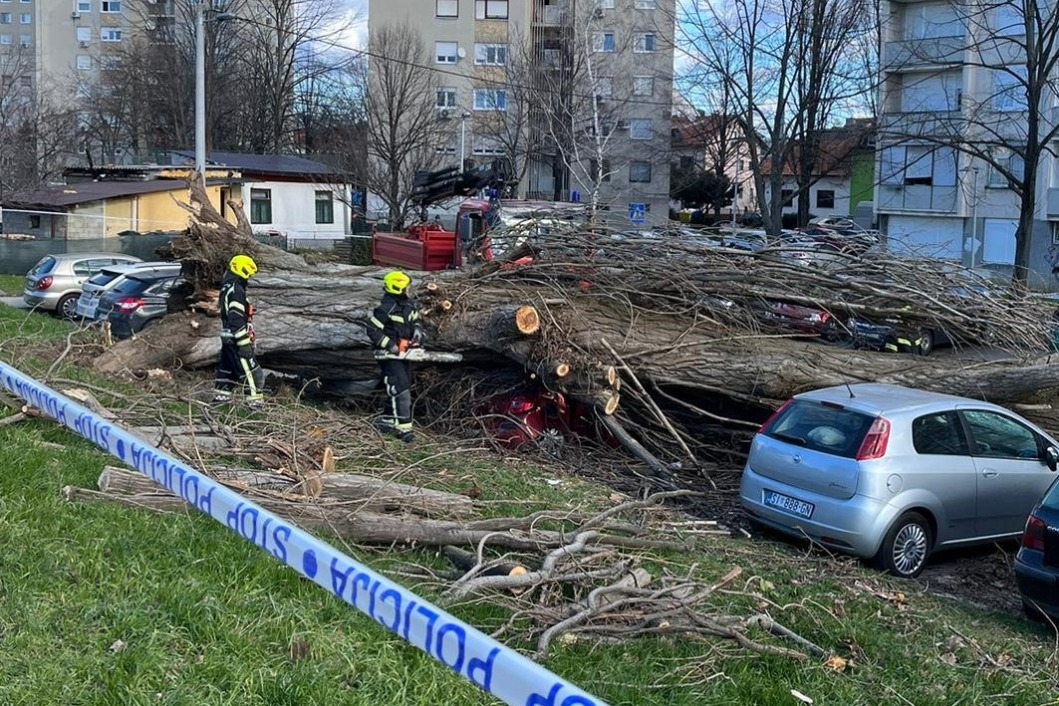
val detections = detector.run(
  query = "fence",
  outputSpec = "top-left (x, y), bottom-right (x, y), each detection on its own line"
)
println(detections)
top-left (0, 233), bottom-right (178, 276)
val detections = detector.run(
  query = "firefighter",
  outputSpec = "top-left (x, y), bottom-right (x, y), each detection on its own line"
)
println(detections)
top-left (368, 271), bottom-right (423, 443)
top-left (212, 254), bottom-right (265, 409)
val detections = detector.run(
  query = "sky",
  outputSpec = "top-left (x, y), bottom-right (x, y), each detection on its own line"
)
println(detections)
top-left (334, 0), bottom-right (368, 51)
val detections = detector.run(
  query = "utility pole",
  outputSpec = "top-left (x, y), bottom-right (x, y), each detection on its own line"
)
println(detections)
top-left (195, 0), bottom-right (206, 178)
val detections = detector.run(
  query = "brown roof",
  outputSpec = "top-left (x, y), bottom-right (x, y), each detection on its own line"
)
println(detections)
top-left (3, 178), bottom-right (240, 211)
top-left (759, 122), bottom-right (876, 178)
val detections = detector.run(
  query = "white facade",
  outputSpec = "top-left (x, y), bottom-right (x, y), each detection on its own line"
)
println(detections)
top-left (236, 181), bottom-right (352, 241)
top-left (762, 176), bottom-right (850, 219)
top-left (876, 0), bottom-right (1059, 283)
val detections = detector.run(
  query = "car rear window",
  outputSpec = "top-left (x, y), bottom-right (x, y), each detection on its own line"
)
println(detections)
top-left (29, 257), bottom-right (56, 276)
top-left (1040, 479), bottom-right (1059, 511)
top-left (111, 277), bottom-right (156, 295)
top-left (764, 400), bottom-right (876, 459)
top-left (87, 271), bottom-right (119, 287)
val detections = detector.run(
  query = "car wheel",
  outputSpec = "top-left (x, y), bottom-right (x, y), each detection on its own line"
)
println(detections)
top-left (56, 294), bottom-right (78, 320)
top-left (874, 511), bottom-right (933, 578)
top-left (916, 329), bottom-right (935, 356)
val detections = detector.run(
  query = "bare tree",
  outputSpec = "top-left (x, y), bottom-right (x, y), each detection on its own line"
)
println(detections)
top-left (678, 0), bottom-right (876, 232)
top-left (364, 23), bottom-right (442, 228)
top-left (882, 0), bottom-right (1059, 286)
top-left (0, 47), bottom-right (79, 196)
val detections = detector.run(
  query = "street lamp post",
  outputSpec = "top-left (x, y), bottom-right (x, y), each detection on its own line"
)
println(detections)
top-left (970, 166), bottom-right (980, 268)
top-left (459, 112), bottom-right (470, 172)
top-left (195, 1), bottom-right (206, 177)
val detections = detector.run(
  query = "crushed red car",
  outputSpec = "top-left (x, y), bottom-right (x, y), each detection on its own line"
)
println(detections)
top-left (479, 385), bottom-right (616, 451)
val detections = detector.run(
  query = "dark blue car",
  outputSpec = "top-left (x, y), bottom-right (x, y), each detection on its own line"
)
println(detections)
top-left (98, 273), bottom-right (189, 340)
top-left (1015, 477), bottom-right (1059, 622)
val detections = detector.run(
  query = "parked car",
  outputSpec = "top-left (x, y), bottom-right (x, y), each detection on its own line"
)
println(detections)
top-left (98, 273), bottom-right (188, 339)
top-left (479, 386), bottom-right (614, 452)
top-left (1014, 478), bottom-right (1059, 621)
top-left (23, 253), bottom-right (142, 319)
top-left (760, 301), bottom-right (842, 340)
top-left (75, 261), bottom-right (181, 321)
top-left (740, 383), bottom-right (1059, 578)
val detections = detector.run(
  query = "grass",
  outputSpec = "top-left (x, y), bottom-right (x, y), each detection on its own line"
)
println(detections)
top-left (0, 273), bottom-right (24, 296)
top-left (1, 303), bottom-right (1058, 705)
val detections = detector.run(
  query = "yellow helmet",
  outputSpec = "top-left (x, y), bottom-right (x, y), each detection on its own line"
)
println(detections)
top-left (383, 271), bottom-right (411, 295)
top-left (229, 254), bottom-right (258, 279)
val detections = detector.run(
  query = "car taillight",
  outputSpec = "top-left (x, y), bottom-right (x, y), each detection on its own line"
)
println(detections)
top-left (115, 297), bottom-right (144, 313)
top-left (856, 417), bottom-right (891, 460)
top-left (759, 399), bottom-right (794, 432)
top-left (36, 276), bottom-right (53, 291)
top-left (1022, 515), bottom-right (1046, 551)
top-left (508, 399), bottom-right (536, 415)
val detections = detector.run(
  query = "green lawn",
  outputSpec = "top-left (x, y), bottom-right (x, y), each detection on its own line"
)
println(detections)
top-left (0, 273), bottom-right (24, 296)
top-left (0, 303), bottom-right (1057, 705)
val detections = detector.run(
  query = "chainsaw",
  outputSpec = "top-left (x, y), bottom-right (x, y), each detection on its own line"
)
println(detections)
top-left (374, 338), bottom-right (463, 362)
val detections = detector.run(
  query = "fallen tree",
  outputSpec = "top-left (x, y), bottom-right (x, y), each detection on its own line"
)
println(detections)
top-left (94, 176), bottom-right (1059, 472)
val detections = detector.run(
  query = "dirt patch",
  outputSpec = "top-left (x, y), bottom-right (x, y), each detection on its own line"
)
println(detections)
top-left (917, 544), bottom-right (1022, 616)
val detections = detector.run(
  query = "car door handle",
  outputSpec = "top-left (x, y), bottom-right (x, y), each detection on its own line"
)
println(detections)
top-left (981, 469), bottom-right (999, 478)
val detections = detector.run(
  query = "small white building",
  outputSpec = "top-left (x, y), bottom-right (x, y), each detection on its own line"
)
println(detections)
top-left (168, 152), bottom-right (359, 245)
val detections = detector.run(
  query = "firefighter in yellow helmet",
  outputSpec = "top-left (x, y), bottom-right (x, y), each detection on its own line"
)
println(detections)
top-left (367, 271), bottom-right (423, 442)
top-left (212, 254), bottom-right (265, 409)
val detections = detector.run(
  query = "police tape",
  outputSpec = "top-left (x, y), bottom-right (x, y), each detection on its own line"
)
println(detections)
top-left (0, 360), bottom-right (607, 706)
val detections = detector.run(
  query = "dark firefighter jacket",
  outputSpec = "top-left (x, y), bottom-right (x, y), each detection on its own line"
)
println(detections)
top-left (368, 292), bottom-right (421, 351)
top-left (219, 271), bottom-right (252, 347)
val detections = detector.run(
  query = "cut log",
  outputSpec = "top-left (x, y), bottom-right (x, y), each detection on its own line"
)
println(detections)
top-left (97, 466), bottom-right (475, 518)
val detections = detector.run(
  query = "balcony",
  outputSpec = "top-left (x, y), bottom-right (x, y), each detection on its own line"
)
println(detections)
top-left (883, 37), bottom-right (965, 69)
top-left (880, 111), bottom-right (963, 138)
top-left (534, 4), bottom-right (567, 25)
top-left (1047, 189), bottom-right (1059, 217)
top-left (878, 184), bottom-right (958, 213)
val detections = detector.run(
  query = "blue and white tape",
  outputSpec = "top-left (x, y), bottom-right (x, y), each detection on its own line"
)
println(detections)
top-left (0, 360), bottom-right (606, 706)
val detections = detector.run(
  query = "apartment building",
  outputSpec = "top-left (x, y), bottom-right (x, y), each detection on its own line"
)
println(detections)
top-left (367, 0), bottom-right (675, 222)
top-left (876, 0), bottom-right (1056, 283)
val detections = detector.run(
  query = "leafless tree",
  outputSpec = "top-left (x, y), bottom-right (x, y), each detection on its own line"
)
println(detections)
top-left (363, 23), bottom-right (442, 228)
top-left (0, 47), bottom-right (79, 196)
top-left (677, 0), bottom-right (876, 232)
top-left (882, 0), bottom-right (1059, 286)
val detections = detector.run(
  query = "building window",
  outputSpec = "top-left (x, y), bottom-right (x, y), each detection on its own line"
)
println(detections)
top-left (474, 43), bottom-right (506, 66)
top-left (76, 55), bottom-right (92, 70)
top-left (77, 27), bottom-right (91, 42)
top-left (679, 155), bottom-right (694, 169)
top-left (0, 13), bottom-right (11, 23)
top-left (816, 190), bottom-right (835, 208)
top-left (993, 67), bottom-right (1028, 112)
top-left (0, 35), bottom-right (10, 45)
top-left (250, 189), bottom-right (272, 224)
top-left (436, 0), bottom-right (458, 17)
top-left (77, 0), bottom-right (92, 10)
top-left (17, 33), bottom-right (28, 45)
top-left (473, 138), bottom-right (505, 156)
top-left (594, 76), bottom-right (613, 98)
top-left (635, 32), bottom-right (657, 52)
top-left (99, 55), bottom-right (121, 70)
top-left (101, 27), bottom-right (122, 41)
top-left (315, 191), bottom-right (334, 224)
top-left (634, 0), bottom-right (656, 7)
top-left (435, 41), bottom-right (458, 64)
top-left (590, 159), bottom-right (612, 182)
top-left (781, 189), bottom-right (796, 206)
top-left (18, 11), bottom-right (29, 23)
top-left (593, 31), bottom-right (615, 52)
top-left (473, 88), bottom-right (506, 111)
top-left (632, 76), bottom-right (653, 96)
top-left (29, 215), bottom-right (40, 229)
top-left (988, 152), bottom-right (1024, 188)
top-left (436, 87), bottom-right (457, 108)
top-left (475, 0), bottom-right (508, 19)
top-left (629, 161), bottom-right (652, 183)
top-left (629, 119), bottom-right (653, 140)
top-left (101, 0), bottom-right (120, 11)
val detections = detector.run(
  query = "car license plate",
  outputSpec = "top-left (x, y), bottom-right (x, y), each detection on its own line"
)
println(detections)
top-left (763, 490), bottom-right (814, 519)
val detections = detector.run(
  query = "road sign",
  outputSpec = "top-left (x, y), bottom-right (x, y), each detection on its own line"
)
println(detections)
top-left (628, 203), bottom-right (646, 224)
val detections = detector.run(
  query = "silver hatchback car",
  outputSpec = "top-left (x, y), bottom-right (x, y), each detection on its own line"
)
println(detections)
top-left (740, 384), bottom-right (1059, 577)
top-left (23, 252), bottom-right (142, 319)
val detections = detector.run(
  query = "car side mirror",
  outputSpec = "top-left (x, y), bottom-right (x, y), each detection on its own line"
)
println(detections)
top-left (1046, 446), bottom-right (1059, 472)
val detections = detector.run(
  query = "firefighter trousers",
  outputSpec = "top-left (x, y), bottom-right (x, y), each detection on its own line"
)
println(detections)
top-left (378, 358), bottom-right (412, 432)
top-left (214, 340), bottom-right (264, 400)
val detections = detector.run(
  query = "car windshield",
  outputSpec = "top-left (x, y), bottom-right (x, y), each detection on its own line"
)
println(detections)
top-left (764, 400), bottom-right (876, 459)
top-left (29, 257), bottom-right (56, 276)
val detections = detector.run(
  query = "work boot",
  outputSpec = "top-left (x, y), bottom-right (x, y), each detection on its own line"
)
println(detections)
top-left (246, 398), bottom-right (266, 412)
top-left (210, 393), bottom-right (232, 405)
top-left (398, 430), bottom-right (415, 444)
